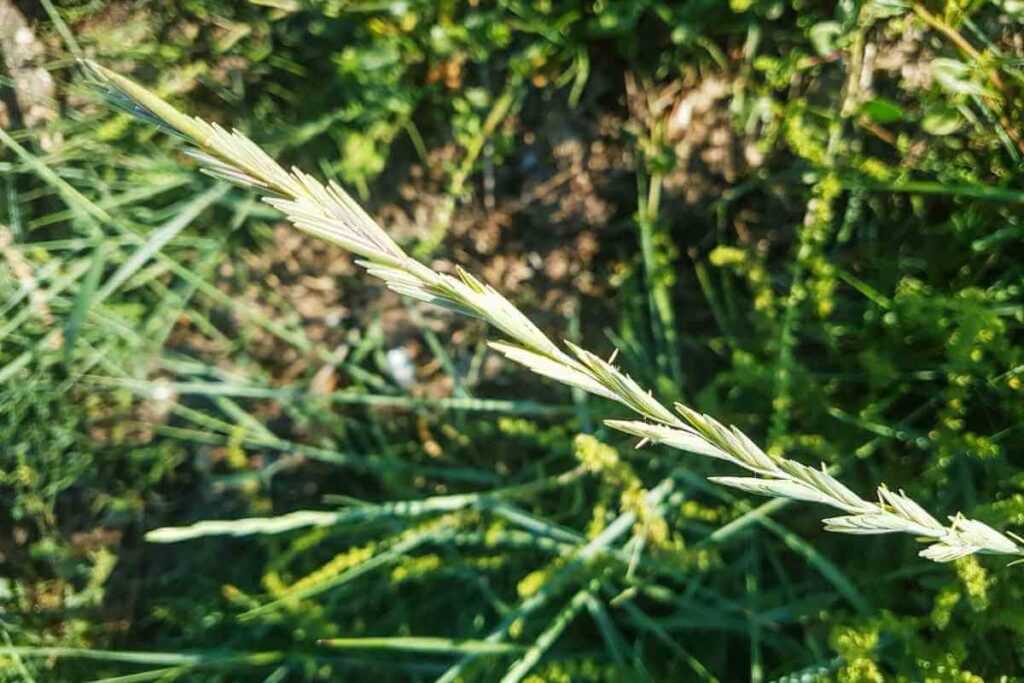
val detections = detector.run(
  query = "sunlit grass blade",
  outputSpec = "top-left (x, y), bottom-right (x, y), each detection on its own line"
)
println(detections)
top-left (316, 636), bottom-right (524, 655)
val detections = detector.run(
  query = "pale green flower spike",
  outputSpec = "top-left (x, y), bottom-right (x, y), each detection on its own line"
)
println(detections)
top-left (83, 60), bottom-right (1022, 564)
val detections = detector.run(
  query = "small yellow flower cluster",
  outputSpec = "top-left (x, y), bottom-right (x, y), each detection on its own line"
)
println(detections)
top-left (574, 434), bottom-right (668, 545)
top-left (516, 566), bottom-right (554, 599)
top-left (954, 556), bottom-right (990, 612)
top-left (830, 625), bottom-right (884, 683)
top-left (282, 543), bottom-right (376, 598)
top-left (523, 657), bottom-right (626, 683)
top-left (391, 554), bottom-right (443, 583)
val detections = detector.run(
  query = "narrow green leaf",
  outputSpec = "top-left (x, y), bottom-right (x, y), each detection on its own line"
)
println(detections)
top-left (316, 637), bottom-right (524, 655)
top-left (64, 241), bottom-right (106, 363)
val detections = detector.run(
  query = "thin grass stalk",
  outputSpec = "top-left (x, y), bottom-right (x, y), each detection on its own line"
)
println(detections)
top-left (81, 60), bottom-right (1023, 565)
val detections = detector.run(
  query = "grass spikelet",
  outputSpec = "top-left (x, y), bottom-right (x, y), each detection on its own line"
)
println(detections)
top-left (84, 60), bottom-right (1022, 566)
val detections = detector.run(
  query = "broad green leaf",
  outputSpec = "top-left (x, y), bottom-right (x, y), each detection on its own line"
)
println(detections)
top-left (921, 104), bottom-right (963, 135)
top-left (861, 98), bottom-right (904, 124)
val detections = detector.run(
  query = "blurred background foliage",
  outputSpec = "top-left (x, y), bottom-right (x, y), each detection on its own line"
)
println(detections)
top-left (1, 0), bottom-right (1024, 680)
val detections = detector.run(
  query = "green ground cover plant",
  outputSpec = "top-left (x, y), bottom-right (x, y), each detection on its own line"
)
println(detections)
top-left (2, 1), bottom-right (1024, 681)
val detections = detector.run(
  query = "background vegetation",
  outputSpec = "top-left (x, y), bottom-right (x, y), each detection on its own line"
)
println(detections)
top-left (2, 0), bottom-right (1023, 680)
